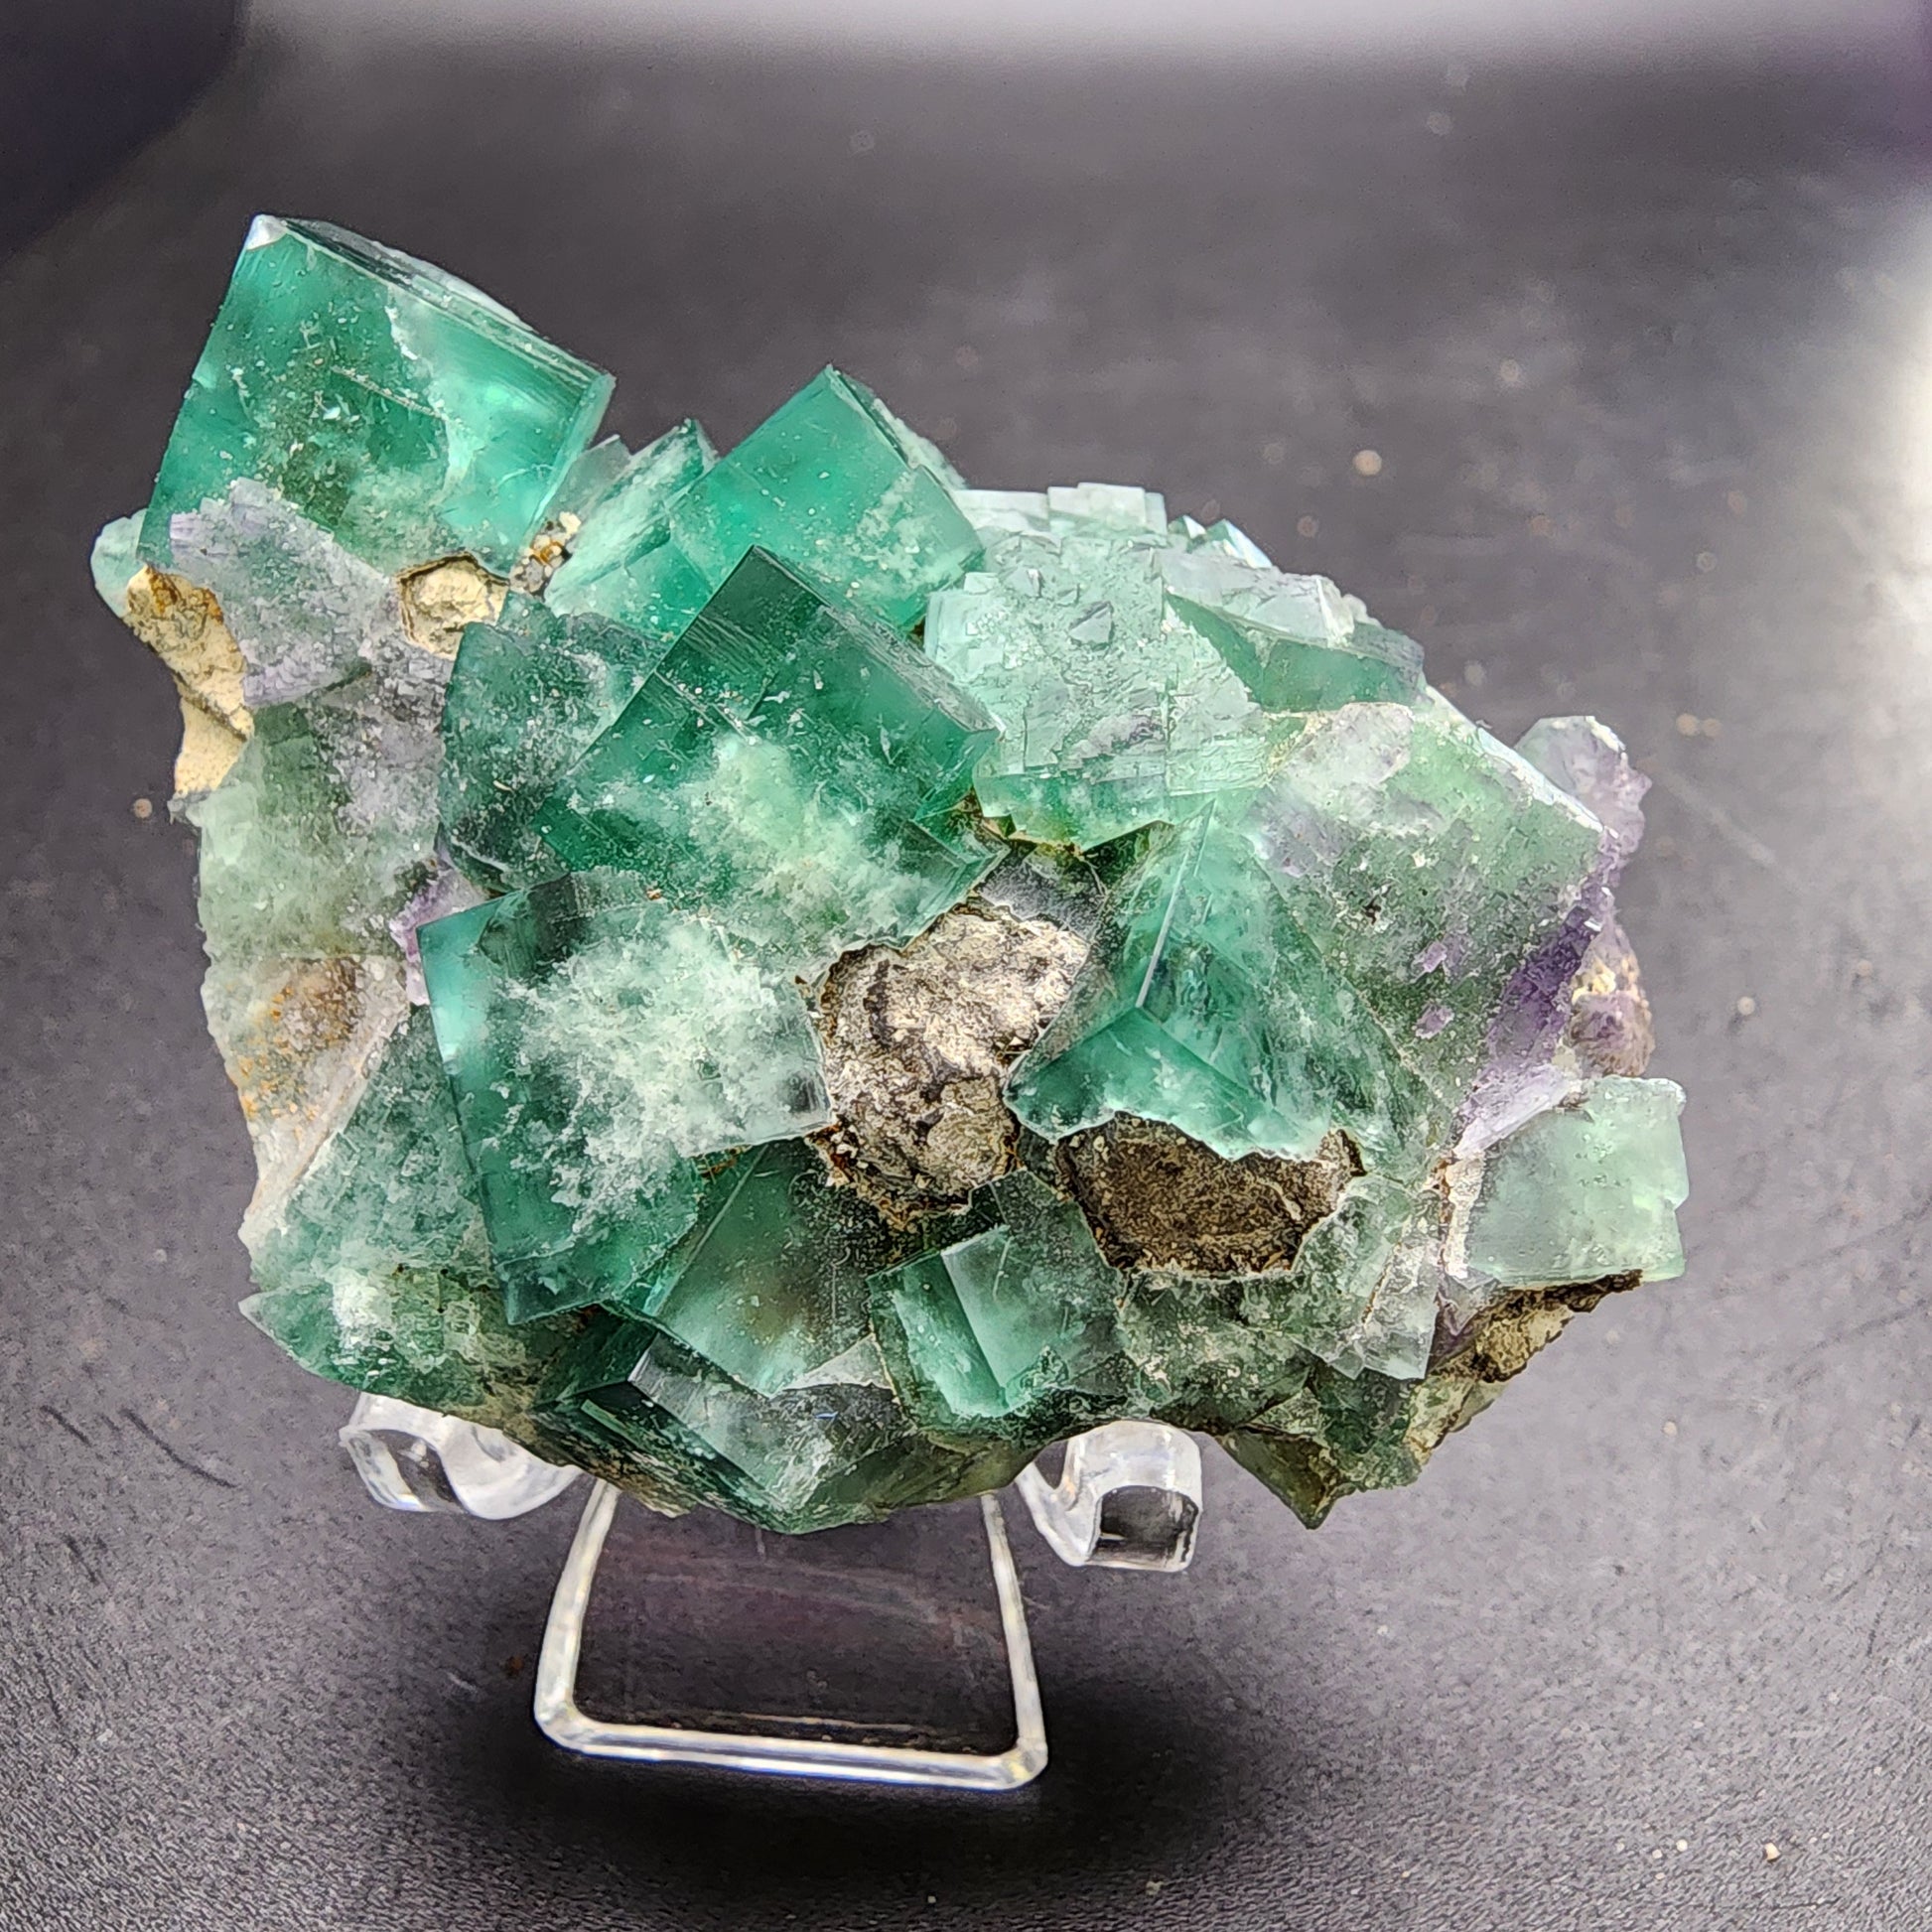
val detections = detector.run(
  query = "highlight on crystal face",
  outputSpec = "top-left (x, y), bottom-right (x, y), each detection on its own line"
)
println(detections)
top-left (95, 216), bottom-right (1690, 1535)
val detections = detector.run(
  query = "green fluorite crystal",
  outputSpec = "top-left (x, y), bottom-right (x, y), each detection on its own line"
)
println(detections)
top-left (1459, 1075), bottom-right (1690, 1289)
top-left (872, 1171), bottom-right (1133, 1437)
top-left (924, 500), bottom-right (1424, 848)
top-left (141, 217), bottom-right (611, 575)
top-left (1237, 702), bottom-right (1604, 1101)
top-left (535, 547), bottom-right (999, 972)
top-left (542, 419), bottom-right (717, 633)
top-left (418, 870), bottom-right (829, 1323)
top-left (545, 370), bottom-right (978, 639)
top-left (100, 215), bottom-right (1691, 1538)
top-left (1007, 809), bottom-right (1436, 1166)
top-left (537, 1317), bottom-right (1028, 1534)
top-left (187, 676), bottom-right (438, 961)
top-left (438, 593), bottom-right (667, 889)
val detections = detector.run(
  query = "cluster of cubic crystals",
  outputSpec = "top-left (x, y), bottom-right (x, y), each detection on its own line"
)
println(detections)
top-left (94, 217), bottom-right (1688, 1535)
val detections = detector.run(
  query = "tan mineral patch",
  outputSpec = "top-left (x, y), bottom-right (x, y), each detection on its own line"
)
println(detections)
top-left (122, 565), bottom-right (252, 794)
top-left (396, 555), bottom-right (508, 657)
top-left (172, 701), bottom-right (248, 796)
top-left (214, 952), bottom-right (409, 1228)
top-left (507, 511), bottom-right (582, 596)
top-left (1410, 1273), bottom-right (1641, 1459)
top-left (1565, 922), bottom-right (1655, 1077)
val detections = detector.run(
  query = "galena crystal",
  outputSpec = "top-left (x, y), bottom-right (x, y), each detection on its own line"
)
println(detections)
top-left (95, 218), bottom-right (1690, 1535)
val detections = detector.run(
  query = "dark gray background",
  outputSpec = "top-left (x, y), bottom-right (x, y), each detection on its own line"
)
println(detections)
top-left (0, 2), bottom-right (240, 261)
top-left (4, 16), bottom-right (1930, 1930)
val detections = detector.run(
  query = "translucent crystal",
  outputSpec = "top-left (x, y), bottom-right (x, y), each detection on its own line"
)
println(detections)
top-left (1456, 1076), bottom-right (1689, 1289)
top-left (140, 216), bottom-right (612, 574)
top-left (1240, 1173), bottom-right (1444, 1381)
top-left (168, 481), bottom-right (394, 706)
top-left (1008, 809), bottom-right (1434, 1165)
top-left (871, 1171), bottom-right (1137, 1441)
top-left (438, 593), bottom-right (668, 889)
top-left (1162, 549), bottom-right (1422, 712)
top-left (625, 1143), bottom-right (885, 1393)
top-left (535, 548), bottom-right (1000, 972)
top-left (1516, 713), bottom-right (1649, 867)
top-left (187, 677), bottom-right (439, 963)
top-left (925, 520), bottom-right (1422, 849)
top-left (1168, 512), bottom-right (1274, 567)
top-left (925, 531), bottom-right (1275, 848)
top-left (538, 1319), bottom-right (1028, 1535)
top-left (664, 369), bottom-right (979, 631)
top-left (88, 512), bottom-right (143, 615)
top-left (549, 369), bottom-right (978, 640)
top-left (418, 870), bottom-right (830, 1323)
top-left (542, 419), bottom-right (716, 631)
top-left (1237, 703), bottom-right (1605, 1103)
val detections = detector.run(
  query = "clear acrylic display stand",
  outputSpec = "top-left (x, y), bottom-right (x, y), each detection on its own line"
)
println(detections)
top-left (341, 1398), bottom-right (1204, 1791)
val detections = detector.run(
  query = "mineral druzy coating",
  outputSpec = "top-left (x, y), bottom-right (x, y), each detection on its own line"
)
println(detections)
top-left (97, 217), bottom-right (1691, 1535)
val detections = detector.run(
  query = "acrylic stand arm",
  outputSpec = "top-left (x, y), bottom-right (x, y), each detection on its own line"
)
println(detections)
top-left (339, 1393), bottom-right (581, 1518)
top-left (1014, 1420), bottom-right (1203, 1572)
top-left (340, 1400), bottom-right (1203, 1790)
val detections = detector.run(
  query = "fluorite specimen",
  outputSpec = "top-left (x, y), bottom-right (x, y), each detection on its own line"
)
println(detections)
top-left (96, 218), bottom-right (1690, 1534)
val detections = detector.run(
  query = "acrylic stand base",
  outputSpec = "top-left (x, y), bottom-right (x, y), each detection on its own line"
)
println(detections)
top-left (342, 1401), bottom-right (1204, 1792)
top-left (534, 1482), bottom-right (1046, 1790)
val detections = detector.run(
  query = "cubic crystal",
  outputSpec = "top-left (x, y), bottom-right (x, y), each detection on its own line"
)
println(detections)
top-left (547, 369), bottom-right (979, 640)
top-left (140, 216), bottom-right (612, 575)
top-left (438, 593), bottom-right (667, 889)
top-left (535, 547), bottom-right (999, 971)
top-left (418, 870), bottom-right (829, 1323)
top-left (1457, 1075), bottom-right (1689, 1289)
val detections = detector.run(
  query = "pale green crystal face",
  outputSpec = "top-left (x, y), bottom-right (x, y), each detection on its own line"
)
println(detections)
top-left (539, 1318), bottom-right (1030, 1532)
top-left (186, 621), bottom-right (448, 964)
top-left (924, 506), bottom-right (1424, 849)
top-left (102, 217), bottom-right (1690, 1537)
top-left (1461, 1076), bottom-right (1690, 1289)
top-left (542, 420), bottom-right (717, 629)
top-left (925, 531), bottom-right (1271, 847)
top-left (141, 217), bottom-right (612, 575)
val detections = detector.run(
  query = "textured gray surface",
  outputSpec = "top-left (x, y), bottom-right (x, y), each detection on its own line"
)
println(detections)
top-left (3, 26), bottom-right (1930, 1930)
